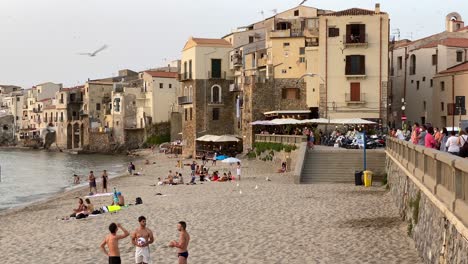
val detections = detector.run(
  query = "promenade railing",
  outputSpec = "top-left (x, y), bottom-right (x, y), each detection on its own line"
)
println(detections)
top-left (386, 137), bottom-right (468, 226)
top-left (255, 134), bottom-right (307, 145)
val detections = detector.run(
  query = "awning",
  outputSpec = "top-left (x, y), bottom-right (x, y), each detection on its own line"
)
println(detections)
top-left (196, 135), bottom-right (240, 142)
top-left (251, 118), bottom-right (376, 125)
top-left (264, 110), bottom-right (311, 116)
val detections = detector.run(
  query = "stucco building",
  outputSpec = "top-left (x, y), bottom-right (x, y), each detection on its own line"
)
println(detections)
top-left (389, 12), bottom-right (468, 127)
top-left (318, 5), bottom-right (389, 123)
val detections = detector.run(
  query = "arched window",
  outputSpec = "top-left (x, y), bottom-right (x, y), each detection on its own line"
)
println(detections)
top-left (410, 54), bottom-right (416, 75)
top-left (211, 85), bottom-right (222, 103)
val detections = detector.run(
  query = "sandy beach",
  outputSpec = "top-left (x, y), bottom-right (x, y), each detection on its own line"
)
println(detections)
top-left (0, 149), bottom-right (422, 264)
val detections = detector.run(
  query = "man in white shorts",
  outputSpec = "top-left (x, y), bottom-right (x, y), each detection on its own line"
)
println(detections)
top-left (131, 216), bottom-right (154, 264)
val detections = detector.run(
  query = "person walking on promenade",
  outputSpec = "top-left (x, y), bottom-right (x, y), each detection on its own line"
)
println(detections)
top-left (446, 131), bottom-right (460, 156)
top-left (102, 170), bottom-right (109, 193)
top-left (132, 216), bottom-right (154, 264)
top-left (100, 223), bottom-right (129, 264)
top-left (410, 123), bottom-right (420, 144)
top-left (417, 125), bottom-right (427, 146)
top-left (89, 171), bottom-right (97, 194)
top-left (425, 127), bottom-right (437, 149)
top-left (169, 221), bottom-right (190, 264)
top-left (439, 128), bottom-right (449, 152)
top-left (459, 129), bottom-right (468, 158)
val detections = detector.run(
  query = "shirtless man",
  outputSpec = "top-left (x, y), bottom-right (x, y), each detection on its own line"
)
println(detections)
top-left (100, 223), bottom-right (129, 264)
top-left (169, 221), bottom-right (190, 264)
top-left (131, 216), bottom-right (154, 264)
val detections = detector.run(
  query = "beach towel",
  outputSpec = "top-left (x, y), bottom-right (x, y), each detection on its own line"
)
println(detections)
top-left (84, 192), bottom-right (113, 198)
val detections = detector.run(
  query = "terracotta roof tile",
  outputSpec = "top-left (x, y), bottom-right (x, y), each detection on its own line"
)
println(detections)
top-left (419, 38), bottom-right (468, 49)
top-left (183, 37), bottom-right (232, 51)
top-left (438, 61), bottom-right (468, 74)
top-left (144, 71), bottom-right (178, 78)
top-left (322, 8), bottom-right (385, 16)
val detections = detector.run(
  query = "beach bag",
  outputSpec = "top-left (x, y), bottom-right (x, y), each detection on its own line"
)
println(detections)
top-left (460, 136), bottom-right (468, 158)
top-left (136, 197), bottom-right (143, 205)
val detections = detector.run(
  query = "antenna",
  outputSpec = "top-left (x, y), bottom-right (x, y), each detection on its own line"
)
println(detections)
top-left (391, 29), bottom-right (400, 41)
top-left (259, 10), bottom-right (264, 19)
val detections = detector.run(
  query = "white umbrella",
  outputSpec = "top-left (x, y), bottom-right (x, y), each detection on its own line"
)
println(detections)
top-left (196, 135), bottom-right (216, 141)
top-left (299, 118), bottom-right (330, 124)
top-left (212, 135), bottom-right (240, 142)
top-left (222, 157), bottom-right (241, 163)
top-left (270, 118), bottom-right (302, 125)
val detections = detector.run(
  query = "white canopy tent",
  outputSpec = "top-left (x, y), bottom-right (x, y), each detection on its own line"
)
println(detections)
top-left (196, 135), bottom-right (240, 142)
top-left (251, 118), bottom-right (376, 126)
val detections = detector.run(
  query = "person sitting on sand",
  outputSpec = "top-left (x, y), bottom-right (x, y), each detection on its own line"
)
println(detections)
top-left (227, 171), bottom-right (233, 181)
top-left (278, 162), bottom-right (287, 173)
top-left (112, 192), bottom-right (125, 206)
top-left (85, 198), bottom-right (100, 215)
top-left (211, 171), bottom-right (219, 182)
top-left (71, 198), bottom-right (87, 218)
top-left (218, 173), bottom-right (228, 182)
top-left (145, 160), bottom-right (150, 165)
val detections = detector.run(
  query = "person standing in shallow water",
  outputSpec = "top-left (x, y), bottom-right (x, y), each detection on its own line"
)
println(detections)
top-left (102, 170), bottom-right (109, 193)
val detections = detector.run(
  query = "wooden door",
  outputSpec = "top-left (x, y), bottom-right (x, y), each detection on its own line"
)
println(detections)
top-left (350, 83), bottom-right (361, 101)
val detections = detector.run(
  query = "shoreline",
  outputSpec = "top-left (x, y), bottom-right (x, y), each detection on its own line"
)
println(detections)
top-left (0, 149), bottom-right (149, 217)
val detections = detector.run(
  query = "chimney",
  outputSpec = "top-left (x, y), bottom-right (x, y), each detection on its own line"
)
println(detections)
top-left (375, 3), bottom-right (381, 14)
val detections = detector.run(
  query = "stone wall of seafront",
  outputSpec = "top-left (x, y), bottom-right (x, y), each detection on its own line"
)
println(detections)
top-left (386, 138), bottom-right (468, 263)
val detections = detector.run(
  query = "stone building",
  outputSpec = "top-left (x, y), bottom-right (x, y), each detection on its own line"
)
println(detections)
top-left (53, 86), bottom-right (85, 149)
top-left (0, 114), bottom-right (15, 145)
top-left (141, 71), bottom-right (179, 124)
top-left (389, 12), bottom-right (468, 127)
top-left (318, 4), bottom-right (389, 123)
top-left (178, 37), bottom-right (236, 157)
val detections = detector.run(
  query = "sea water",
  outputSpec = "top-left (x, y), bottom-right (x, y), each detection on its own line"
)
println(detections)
top-left (0, 149), bottom-right (131, 211)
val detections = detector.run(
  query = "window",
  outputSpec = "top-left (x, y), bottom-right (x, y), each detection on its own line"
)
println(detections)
top-left (16, 97), bottom-right (20, 102)
top-left (212, 108), bottom-right (220, 120)
top-left (457, 51), bottom-right (463, 62)
top-left (283, 42), bottom-right (290, 47)
top-left (440, 81), bottom-right (445, 91)
top-left (345, 24), bottom-right (366, 43)
top-left (169, 84), bottom-right (172, 89)
top-left (397, 56), bottom-right (402, 70)
top-left (299, 57), bottom-right (306, 63)
top-left (96, 103), bottom-right (101, 111)
top-left (190, 108), bottom-right (193, 120)
top-left (345, 55), bottom-right (365, 75)
top-left (328, 27), bottom-right (339, 37)
top-left (294, 10), bottom-right (299, 16)
top-left (159, 83), bottom-right (163, 89)
top-left (422, 77), bottom-right (426, 82)
top-left (281, 69), bottom-right (287, 74)
top-left (409, 54), bottom-right (416, 75)
top-left (211, 85), bottom-right (222, 103)
top-left (299, 47), bottom-right (305, 55)
top-left (60, 112), bottom-right (63, 121)
top-left (281, 88), bottom-right (300, 100)
top-left (276, 22), bottom-right (290, 30)
top-left (211, 59), bottom-right (222, 79)
top-left (184, 109), bottom-right (188, 121)
top-left (416, 81), bottom-right (420, 90)
top-left (184, 61), bottom-right (187, 79)
top-left (189, 60), bottom-right (192, 79)
top-left (249, 36), bottom-right (254, 43)
top-left (441, 102), bottom-right (445, 111)
top-left (430, 79), bottom-right (433, 87)
top-left (432, 54), bottom-right (437, 65)
top-left (455, 96), bottom-right (466, 115)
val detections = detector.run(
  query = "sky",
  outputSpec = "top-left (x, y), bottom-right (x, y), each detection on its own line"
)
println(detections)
top-left (1, 0), bottom-right (467, 88)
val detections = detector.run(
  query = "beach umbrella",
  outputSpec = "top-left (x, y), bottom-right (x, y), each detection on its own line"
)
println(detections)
top-left (212, 135), bottom-right (240, 142)
top-left (216, 155), bottom-right (229, 160)
top-left (221, 157), bottom-right (241, 163)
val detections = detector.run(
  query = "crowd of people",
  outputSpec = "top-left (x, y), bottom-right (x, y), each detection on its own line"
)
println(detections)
top-left (389, 124), bottom-right (468, 158)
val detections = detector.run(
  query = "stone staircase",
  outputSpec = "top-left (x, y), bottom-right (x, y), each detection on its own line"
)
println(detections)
top-left (300, 147), bottom-right (386, 184)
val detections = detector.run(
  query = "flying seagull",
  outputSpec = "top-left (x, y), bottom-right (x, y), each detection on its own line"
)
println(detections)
top-left (77, 45), bottom-right (108, 57)
top-left (299, 0), bottom-right (307, 5)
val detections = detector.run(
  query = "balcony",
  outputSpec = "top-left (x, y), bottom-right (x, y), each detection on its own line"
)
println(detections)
top-left (178, 73), bottom-right (192, 81)
top-left (229, 84), bottom-right (241, 92)
top-left (178, 96), bottom-right (193, 105)
top-left (345, 93), bottom-right (366, 104)
top-left (345, 71), bottom-right (366, 80)
top-left (270, 29), bottom-right (291, 38)
top-left (257, 57), bottom-right (267, 68)
top-left (343, 34), bottom-right (368, 47)
top-left (232, 54), bottom-right (243, 67)
top-left (208, 71), bottom-right (226, 80)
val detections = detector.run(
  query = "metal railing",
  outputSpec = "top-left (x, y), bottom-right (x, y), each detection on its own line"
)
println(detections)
top-left (255, 134), bottom-right (307, 145)
top-left (386, 137), bottom-right (468, 226)
top-left (345, 93), bottom-right (366, 103)
top-left (208, 71), bottom-right (226, 80)
top-left (343, 34), bottom-right (369, 45)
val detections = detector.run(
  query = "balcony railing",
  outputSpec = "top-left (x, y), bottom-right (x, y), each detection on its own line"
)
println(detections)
top-left (233, 54), bottom-right (243, 67)
top-left (345, 93), bottom-right (366, 103)
top-left (208, 71), bottom-right (226, 80)
top-left (409, 66), bottom-right (416, 75)
top-left (270, 29), bottom-right (291, 38)
top-left (343, 34), bottom-right (368, 46)
top-left (178, 96), bottom-right (193, 105)
top-left (229, 84), bottom-right (241, 92)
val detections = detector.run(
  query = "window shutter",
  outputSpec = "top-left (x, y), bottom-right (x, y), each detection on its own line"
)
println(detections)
top-left (346, 25), bottom-right (351, 43)
top-left (345, 56), bottom-right (351, 75)
top-left (296, 89), bottom-right (301, 100)
top-left (359, 55), bottom-right (365, 75)
top-left (282, 89), bottom-right (287, 99)
top-left (359, 24), bottom-right (366, 42)
top-left (447, 103), bottom-right (455, 115)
